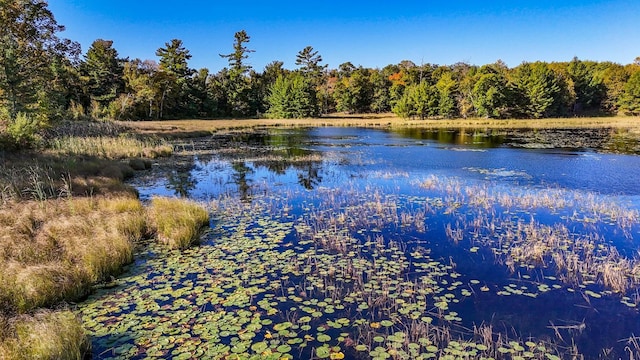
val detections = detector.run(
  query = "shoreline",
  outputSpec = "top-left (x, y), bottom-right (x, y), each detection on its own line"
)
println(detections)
top-left (121, 115), bottom-right (640, 136)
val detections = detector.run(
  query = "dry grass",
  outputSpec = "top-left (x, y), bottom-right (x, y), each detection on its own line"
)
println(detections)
top-left (121, 114), bottom-right (640, 136)
top-left (0, 121), bottom-right (198, 358)
top-left (49, 135), bottom-right (172, 159)
top-left (0, 153), bottom-right (139, 204)
top-left (0, 196), bottom-right (146, 313)
top-left (0, 310), bottom-right (89, 360)
top-left (148, 197), bottom-right (210, 249)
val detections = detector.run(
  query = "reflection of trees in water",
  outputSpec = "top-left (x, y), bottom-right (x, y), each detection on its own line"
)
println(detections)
top-left (297, 162), bottom-right (322, 190)
top-left (394, 128), bottom-right (505, 147)
top-left (224, 128), bottom-right (326, 191)
top-left (251, 157), bottom-right (324, 190)
top-left (395, 127), bottom-right (640, 154)
top-left (231, 161), bottom-right (254, 201)
top-left (165, 157), bottom-right (197, 197)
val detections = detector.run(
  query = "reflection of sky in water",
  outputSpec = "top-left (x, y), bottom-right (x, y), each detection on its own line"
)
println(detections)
top-left (133, 127), bottom-right (640, 207)
top-left (131, 126), bottom-right (640, 259)
top-left (121, 127), bottom-right (640, 358)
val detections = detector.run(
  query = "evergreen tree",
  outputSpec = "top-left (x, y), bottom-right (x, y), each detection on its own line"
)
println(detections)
top-left (266, 73), bottom-right (314, 118)
top-left (219, 30), bottom-right (255, 117)
top-left (619, 71), bottom-right (640, 115)
top-left (566, 57), bottom-right (605, 114)
top-left (393, 81), bottom-right (438, 119)
top-left (0, 0), bottom-right (79, 120)
top-left (295, 46), bottom-right (327, 116)
top-left (296, 46), bottom-right (326, 85)
top-left (82, 39), bottom-right (124, 108)
top-left (472, 73), bottom-right (508, 118)
top-left (512, 62), bottom-right (563, 118)
top-left (156, 39), bottom-right (193, 78)
top-left (155, 39), bottom-right (194, 118)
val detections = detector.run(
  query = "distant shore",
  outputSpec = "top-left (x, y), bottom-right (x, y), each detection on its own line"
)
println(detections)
top-left (122, 114), bottom-right (640, 137)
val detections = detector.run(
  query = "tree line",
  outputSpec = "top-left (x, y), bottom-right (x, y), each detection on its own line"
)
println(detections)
top-left (2, 0), bottom-right (640, 137)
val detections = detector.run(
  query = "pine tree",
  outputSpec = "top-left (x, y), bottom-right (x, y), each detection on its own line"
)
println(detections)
top-left (619, 71), bottom-right (640, 115)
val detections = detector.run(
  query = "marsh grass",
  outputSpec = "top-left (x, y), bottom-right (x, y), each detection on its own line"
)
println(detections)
top-left (0, 197), bottom-right (147, 313)
top-left (49, 135), bottom-right (172, 159)
top-left (0, 121), bottom-right (187, 359)
top-left (148, 197), bottom-right (209, 249)
top-left (121, 115), bottom-right (640, 137)
top-left (0, 310), bottom-right (89, 360)
top-left (0, 154), bottom-right (140, 204)
top-left (414, 175), bottom-right (640, 294)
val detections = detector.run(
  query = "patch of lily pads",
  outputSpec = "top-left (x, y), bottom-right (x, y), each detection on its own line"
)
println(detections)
top-left (78, 187), bottom-right (568, 359)
top-left (78, 132), bottom-right (640, 359)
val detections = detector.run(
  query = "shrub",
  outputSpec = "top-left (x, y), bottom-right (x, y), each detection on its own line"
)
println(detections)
top-left (5, 112), bottom-right (43, 149)
top-left (66, 101), bottom-right (88, 121)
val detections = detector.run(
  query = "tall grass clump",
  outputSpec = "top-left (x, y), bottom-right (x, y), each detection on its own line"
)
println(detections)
top-left (148, 197), bottom-right (209, 249)
top-left (0, 310), bottom-right (89, 360)
top-left (0, 196), bottom-right (147, 313)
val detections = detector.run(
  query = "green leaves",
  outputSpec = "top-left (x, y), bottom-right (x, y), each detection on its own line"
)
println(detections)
top-left (0, 0), bottom-right (79, 121)
top-left (473, 73), bottom-right (508, 118)
top-left (392, 81), bottom-right (439, 119)
top-left (83, 39), bottom-right (124, 105)
top-left (511, 62), bottom-right (563, 118)
top-left (266, 74), bottom-right (316, 119)
top-left (619, 71), bottom-right (640, 115)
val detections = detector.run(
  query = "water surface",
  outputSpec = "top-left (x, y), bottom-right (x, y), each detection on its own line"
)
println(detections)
top-left (80, 127), bottom-right (640, 359)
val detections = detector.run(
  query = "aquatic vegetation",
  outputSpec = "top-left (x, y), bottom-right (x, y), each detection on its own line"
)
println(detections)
top-left (411, 174), bottom-right (640, 296)
top-left (78, 127), bottom-right (640, 359)
top-left (147, 197), bottom-right (209, 249)
top-left (78, 192), bottom-right (569, 359)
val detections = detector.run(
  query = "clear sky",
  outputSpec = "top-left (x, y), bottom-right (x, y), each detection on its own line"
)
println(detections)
top-left (47, 0), bottom-right (639, 72)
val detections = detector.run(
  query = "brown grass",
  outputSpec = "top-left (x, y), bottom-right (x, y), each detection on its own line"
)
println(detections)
top-left (0, 310), bottom-right (89, 360)
top-left (0, 153), bottom-right (139, 204)
top-left (121, 114), bottom-right (640, 137)
top-left (147, 197), bottom-right (210, 249)
top-left (0, 196), bottom-right (146, 313)
top-left (49, 135), bottom-right (172, 159)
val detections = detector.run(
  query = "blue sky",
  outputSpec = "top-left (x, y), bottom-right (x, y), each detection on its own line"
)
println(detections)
top-left (48, 1), bottom-right (639, 72)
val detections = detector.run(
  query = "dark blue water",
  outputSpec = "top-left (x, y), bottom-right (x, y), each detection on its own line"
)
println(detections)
top-left (126, 127), bottom-right (640, 359)
top-left (135, 127), bottom-right (640, 202)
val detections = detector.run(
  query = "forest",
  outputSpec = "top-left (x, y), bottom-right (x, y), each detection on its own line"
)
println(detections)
top-left (1, 0), bottom-right (640, 149)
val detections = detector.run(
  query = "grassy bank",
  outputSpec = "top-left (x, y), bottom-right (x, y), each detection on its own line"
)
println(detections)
top-left (122, 114), bottom-right (640, 137)
top-left (0, 310), bottom-right (89, 360)
top-left (0, 121), bottom-right (209, 359)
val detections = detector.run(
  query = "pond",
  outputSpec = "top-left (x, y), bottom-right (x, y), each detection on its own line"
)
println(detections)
top-left (78, 127), bottom-right (640, 359)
